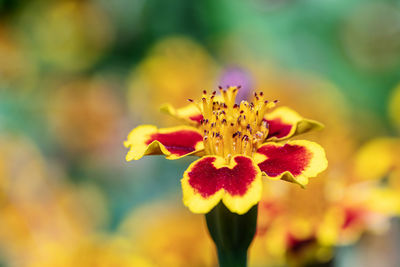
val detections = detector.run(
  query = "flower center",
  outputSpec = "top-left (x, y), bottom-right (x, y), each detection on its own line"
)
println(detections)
top-left (193, 86), bottom-right (276, 160)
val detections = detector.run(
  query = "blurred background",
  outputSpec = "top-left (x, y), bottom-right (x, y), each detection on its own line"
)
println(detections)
top-left (0, 0), bottom-right (399, 266)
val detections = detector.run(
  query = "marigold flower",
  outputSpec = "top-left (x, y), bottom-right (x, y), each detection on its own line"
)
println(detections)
top-left (125, 86), bottom-right (328, 214)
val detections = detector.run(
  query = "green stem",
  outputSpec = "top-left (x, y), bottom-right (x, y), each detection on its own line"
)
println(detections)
top-left (205, 202), bottom-right (258, 267)
top-left (216, 247), bottom-right (247, 267)
top-left (303, 258), bottom-right (334, 267)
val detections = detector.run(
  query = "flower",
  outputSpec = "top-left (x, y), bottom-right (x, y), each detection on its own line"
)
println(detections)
top-left (125, 86), bottom-right (328, 214)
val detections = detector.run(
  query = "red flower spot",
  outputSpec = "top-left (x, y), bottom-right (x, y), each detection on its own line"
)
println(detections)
top-left (257, 144), bottom-right (312, 177)
top-left (342, 207), bottom-right (365, 230)
top-left (189, 114), bottom-right (204, 124)
top-left (146, 130), bottom-right (203, 156)
top-left (266, 118), bottom-right (293, 139)
top-left (287, 234), bottom-right (316, 254)
top-left (188, 156), bottom-right (257, 198)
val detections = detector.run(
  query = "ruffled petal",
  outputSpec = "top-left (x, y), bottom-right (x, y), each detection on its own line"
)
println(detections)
top-left (254, 140), bottom-right (327, 186)
top-left (160, 103), bottom-right (203, 125)
top-left (265, 107), bottom-right (323, 141)
top-left (181, 155), bottom-right (262, 214)
top-left (124, 125), bottom-right (204, 161)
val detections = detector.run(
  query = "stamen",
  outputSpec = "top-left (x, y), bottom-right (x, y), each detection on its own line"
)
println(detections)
top-left (194, 86), bottom-right (276, 160)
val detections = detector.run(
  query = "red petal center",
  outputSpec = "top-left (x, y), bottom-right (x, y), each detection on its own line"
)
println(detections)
top-left (188, 156), bottom-right (257, 198)
top-left (257, 144), bottom-right (312, 177)
top-left (189, 114), bottom-right (204, 124)
top-left (146, 130), bottom-right (203, 156)
top-left (266, 118), bottom-right (293, 139)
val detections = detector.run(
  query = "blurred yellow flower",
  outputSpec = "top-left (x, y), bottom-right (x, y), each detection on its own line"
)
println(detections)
top-left (0, 134), bottom-right (109, 266)
top-left (127, 36), bottom-right (218, 125)
top-left (119, 201), bottom-right (216, 267)
top-left (15, 0), bottom-right (113, 72)
top-left (354, 138), bottom-right (400, 182)
top-left (0, 25), bottom-right (38, 91)
top-left (48, 78), bottom-right (123, 157)
top-left (25, 235), bottom-right (153, 267)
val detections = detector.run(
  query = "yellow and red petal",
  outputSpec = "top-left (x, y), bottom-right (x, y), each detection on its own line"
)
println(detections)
top-left (124, 125), bottom-right (204, 161)
top-left (160, 103), bottom-right (203, 125)
top-left (181, 155), bottom-right (262, 214)
top-left (265, 107), bottom-right (323, 141)
top-left (254, 140), bottom-right (327, 186)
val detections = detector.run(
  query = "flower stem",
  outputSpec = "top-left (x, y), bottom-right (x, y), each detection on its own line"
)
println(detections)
top-left (205, 202), bottom-right (258, 267)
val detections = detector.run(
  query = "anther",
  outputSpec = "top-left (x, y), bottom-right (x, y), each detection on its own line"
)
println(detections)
top-left (188, 99), bottom-right (193, 102)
